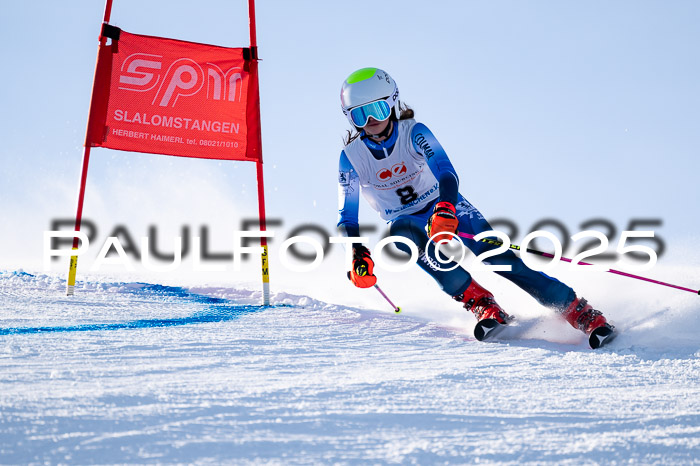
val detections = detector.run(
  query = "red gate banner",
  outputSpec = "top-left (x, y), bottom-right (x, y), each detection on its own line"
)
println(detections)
top-left (86, 27), bottom-right (261, 161)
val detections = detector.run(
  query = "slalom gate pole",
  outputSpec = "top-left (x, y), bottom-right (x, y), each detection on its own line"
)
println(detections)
top-left (374, 284), bottom-right (402, 313)
top-left (256, 159), bottom-right (270, 306)
top-left (66, 146), bottom-right (92, 296)
top-left (66, 0), bottom-right (115, 296)
top-left (248, 0), bottom-right (270, 305)
top-left (456, 231), bottom-right (700, 295)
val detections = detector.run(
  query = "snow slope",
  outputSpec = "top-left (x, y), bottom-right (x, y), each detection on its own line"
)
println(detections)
top-left (1, 270), bottom-right (699, 464)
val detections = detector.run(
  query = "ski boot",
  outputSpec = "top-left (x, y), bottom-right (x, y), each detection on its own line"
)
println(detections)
top-left (562, 297), bottom-right (615, 349)
top-left (454, 279), bottom-right (511, 341)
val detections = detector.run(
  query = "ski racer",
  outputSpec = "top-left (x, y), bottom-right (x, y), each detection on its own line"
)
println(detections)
top-left (336, 67), bottom-right (615, 348)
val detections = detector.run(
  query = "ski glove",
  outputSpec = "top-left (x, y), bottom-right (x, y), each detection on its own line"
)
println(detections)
top-left (427, 201), bottom-right (459, 242)
top-left (347, 245), bottom-right (377, 288)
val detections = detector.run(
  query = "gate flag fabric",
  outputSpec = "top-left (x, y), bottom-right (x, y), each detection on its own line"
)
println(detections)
top-left (86, 27), bottom-right (261, 161)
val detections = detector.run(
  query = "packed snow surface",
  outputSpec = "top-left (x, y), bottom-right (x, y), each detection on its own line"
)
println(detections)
top-left (1, 270), bottom-right (699, 464)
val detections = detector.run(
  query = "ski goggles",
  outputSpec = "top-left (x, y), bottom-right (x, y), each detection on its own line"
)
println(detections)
top-left (348, 98), bottom-right (393, 128)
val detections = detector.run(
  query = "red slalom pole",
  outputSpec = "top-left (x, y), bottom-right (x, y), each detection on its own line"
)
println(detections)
top-left (457, 231), bottom-right (699, 295)
top-left (66, 0), bottom-right (115, 296)
top-left (248, 0), bottom-right (270, 305)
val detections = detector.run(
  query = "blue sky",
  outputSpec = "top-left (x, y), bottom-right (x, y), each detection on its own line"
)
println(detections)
top-left (1, 0), bottom-right (698, 269)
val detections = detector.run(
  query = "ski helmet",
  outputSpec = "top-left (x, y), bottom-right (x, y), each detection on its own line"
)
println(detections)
top-left (340, 67), bottom-right (400, 128)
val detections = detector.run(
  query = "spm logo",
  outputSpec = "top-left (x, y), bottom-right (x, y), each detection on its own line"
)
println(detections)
top-left (119, 53), bottom-right (243, 107)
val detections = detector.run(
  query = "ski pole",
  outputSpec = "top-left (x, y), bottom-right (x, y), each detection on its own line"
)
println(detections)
top-left (373, 284), bottom-right (402, 313)
top-left (348, 265), bottom-right (402, 313)
top-left (457, 231), bottom-right (699, 295)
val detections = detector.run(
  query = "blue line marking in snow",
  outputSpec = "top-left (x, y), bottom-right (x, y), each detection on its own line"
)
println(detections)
top-left (0, 308), bottom-right (265, 335)
top-left (0, 277), bottom-right (285, 336)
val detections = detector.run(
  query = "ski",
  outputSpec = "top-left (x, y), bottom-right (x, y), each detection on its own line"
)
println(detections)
top-left (472, 317), bottom-right (617, 349)
top-left (473, 316), bottom-right (513, 341)
top-left (588, 324), bottom-right (616, 349)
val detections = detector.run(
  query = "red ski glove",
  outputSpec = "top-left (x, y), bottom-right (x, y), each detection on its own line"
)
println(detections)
top-left (427, 201), bottom-right (459, 243)
top-left (347, 245), bottom-right (377, 288)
